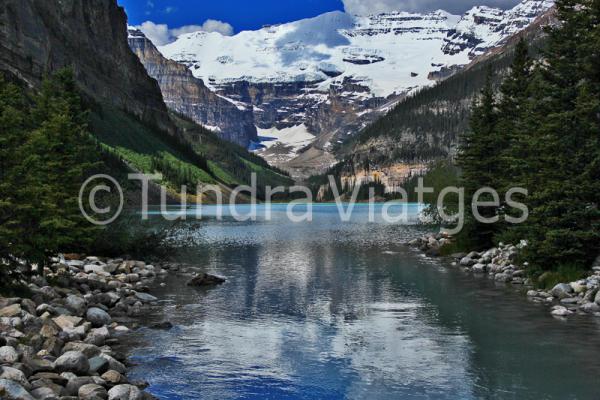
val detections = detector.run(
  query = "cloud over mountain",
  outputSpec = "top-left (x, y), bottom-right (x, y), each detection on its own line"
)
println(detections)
top-left (135, 19), bottom-right (234, 46)
top-left (341, 0), bottom-right (522, 15)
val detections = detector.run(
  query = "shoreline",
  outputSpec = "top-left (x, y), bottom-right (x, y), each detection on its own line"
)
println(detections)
top-left (0, 255), bottom-right (175, 400)
top-left (409, 234), bottom-right (600, 318)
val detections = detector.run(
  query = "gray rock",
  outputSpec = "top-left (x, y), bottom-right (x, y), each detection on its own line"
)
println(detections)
top-left (133, 292), bottom-right (158, 303)
top-left (472, 263), bottom-right (487, 273)
top-left (551, 306), bottom-right (572, 317)
top-left (459, 257), bottom-right (474, 267)
top-left (595, 289), bottom-right (600, 305)
top-left (101, 370), bottom-right (123, 384)
top-left (85, 327), bottom-right (110, 346)
top-left (89, 356), bottom-right (110, 374)
top-left (0, 346), bottom-right (20, 363)
top-left (22, 356), bottom-right (54, 373)
top-left (552, 283), bottom-right (574, 299)
top-left (570, 281), bottom-right (587, 294)
top-left (0, 379), bottom-right (35, 400)
top-left (86, 308), bottom-right (111, 328)
top-left (52, 315), bottom-right (82, 331)
top-left (62, 342), bottom-right (101, 358)
top-left (53, 351), bottom-right (90, 375)
top-left (29, 386), bottom-right (58, 400)
top-left (467, 251), bottom-right (480, 259)
top-left (65, 295), bottom-right (87, 317)
top-left (0, 304), bottom-right (22, 318)
top-left (79, 384), bottom-right (108, 400)
top-left (0, 366), bottom-right (30, 389)
top-left (580, 302), bottom-right (600, 313)
top-left (108, 384), bottom-right (143, 400)
top-left (187, 273), bottom-right (226, 287)
top-left (85, 264), bottom-right (117, 275)
top-left (99, 355), bottom-right (126, 374)
top-left (494, 273), bottom-right (512, 283)
top-left (560, 297), bottom-right (579, 305)
top-left (65, 377), bottom-right (96, 396)
top-left (28, 372), bottom-right (67, 386)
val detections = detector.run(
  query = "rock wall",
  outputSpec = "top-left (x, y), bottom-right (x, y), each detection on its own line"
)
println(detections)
top-left (0, 0), bottom-right (175, 134)
top-left (128, 29), bottom-right (257, 147)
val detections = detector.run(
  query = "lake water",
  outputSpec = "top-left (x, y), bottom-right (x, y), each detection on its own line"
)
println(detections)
top-left (125, 204), bottom-right (600, 399)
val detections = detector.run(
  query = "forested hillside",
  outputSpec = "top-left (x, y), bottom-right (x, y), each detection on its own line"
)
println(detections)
top-left (334, 8), bottom-right (554, 169)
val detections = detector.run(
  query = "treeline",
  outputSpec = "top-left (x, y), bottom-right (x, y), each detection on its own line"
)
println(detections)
top-left (0, 70), bottom-right (102, 285)
top-left (336, 21), bottom-right (548, 169)
top-left (0, 70), bottom-right (182, 289)
top-left (456, 0), bottom-right (600, 275)
top-left (170, 112), bottom-right (293, 198)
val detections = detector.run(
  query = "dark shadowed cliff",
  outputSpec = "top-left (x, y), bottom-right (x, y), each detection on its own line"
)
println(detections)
top-left (0, 0), bottom-right (175, 134)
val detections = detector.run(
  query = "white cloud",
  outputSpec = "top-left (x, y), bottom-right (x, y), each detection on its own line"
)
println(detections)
top-left (196, 19), bottom-right (235, 36)
top-left (341, 0), bottom-right (521, 15)
top-left (135, 19), bottom-right (234, 46)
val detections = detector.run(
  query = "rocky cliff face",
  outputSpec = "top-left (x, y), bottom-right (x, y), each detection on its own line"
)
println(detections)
top-left (0, 0), bottom-right (174, 134)
top-left (127, 29), bottom-right (257, 147)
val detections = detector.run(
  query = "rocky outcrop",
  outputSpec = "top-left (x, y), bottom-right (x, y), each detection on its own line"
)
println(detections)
top-left (0, 0), bottom-right (175, 134)
top-left (442, 0), bottom-right (554, 58)
top-left (128, 29), bottom-right (257, 147)
top-left (0, 256), bottom-right (169, 399)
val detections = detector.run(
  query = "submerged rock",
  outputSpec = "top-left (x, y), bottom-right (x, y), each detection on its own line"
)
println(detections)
top-left (150, 321), bottom-right (173, 330)
top-left (187, 273), bottom-right (226, 287)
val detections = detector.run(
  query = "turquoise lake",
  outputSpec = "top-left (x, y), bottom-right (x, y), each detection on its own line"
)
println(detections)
top-left (124, 204), bottom-right (600, 399)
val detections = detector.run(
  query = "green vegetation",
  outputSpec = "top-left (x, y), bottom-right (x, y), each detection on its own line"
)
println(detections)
top-left (0, 70), bottom-right (101, 286)
top-left (90, 104), bottom-right (218, 192)
top-left (0, 67), bottom-right (294, 290)
top-left (456, 0), bottom-right (600, 274)
top-left (170, 112), bottom-right (293, 197)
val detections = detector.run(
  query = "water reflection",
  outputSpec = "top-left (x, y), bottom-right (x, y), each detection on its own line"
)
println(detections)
top-left (127, 205), bottom-right (600, 400)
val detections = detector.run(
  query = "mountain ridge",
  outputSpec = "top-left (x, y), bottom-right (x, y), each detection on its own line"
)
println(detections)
top-left (139, 0), bottom-right (553, 177)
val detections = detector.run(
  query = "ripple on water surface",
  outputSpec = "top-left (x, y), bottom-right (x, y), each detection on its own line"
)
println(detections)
top-left (126, 205), bottom-right (600, 399)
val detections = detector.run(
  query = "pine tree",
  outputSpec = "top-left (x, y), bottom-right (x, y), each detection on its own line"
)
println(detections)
top-left (0, 69), bottom-right (100, 275)
top-left (0, 75), bottom-right (31, 284)
top-left (456, 70), bottom-right (502, 249)
top-left (521, 0), bottom-right (600, 270)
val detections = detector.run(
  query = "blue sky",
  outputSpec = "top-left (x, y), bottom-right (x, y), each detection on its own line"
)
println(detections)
top-left (119, 0), bottom-right (522, 45)
top-left (119, 0), bottom-right (345, 33)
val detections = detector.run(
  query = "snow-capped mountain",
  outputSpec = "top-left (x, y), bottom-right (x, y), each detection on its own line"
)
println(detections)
top-left (141, 0), bottom-right (553, 176)
top-left (160, 0), bottom-right (552, 98)
top-left (443, 0), bottom-right (554, 57)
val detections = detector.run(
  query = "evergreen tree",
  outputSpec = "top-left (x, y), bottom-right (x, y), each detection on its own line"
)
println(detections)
top-left (0, 69), bottom-right (100, 281)
top-left (456, 70), bottom-right (502, 249)
top-left (520, 0), bottom-right (600, 270)
top-left (0, 75), bottom-right (31, 283)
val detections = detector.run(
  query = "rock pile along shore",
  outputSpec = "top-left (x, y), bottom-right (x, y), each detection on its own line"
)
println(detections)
top-left (0, 255), bottom-right (169, 400)
top-left (410, 234), bottom-right (600, 319)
